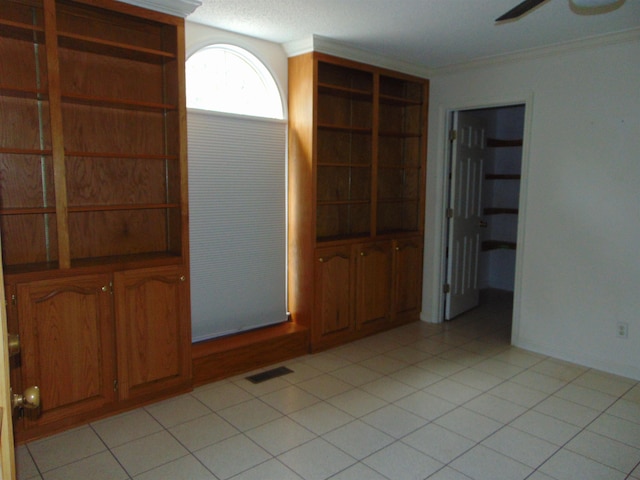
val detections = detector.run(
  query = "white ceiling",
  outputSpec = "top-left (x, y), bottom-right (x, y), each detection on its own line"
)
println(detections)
top-left (186, 0), bottom-right (640, 69)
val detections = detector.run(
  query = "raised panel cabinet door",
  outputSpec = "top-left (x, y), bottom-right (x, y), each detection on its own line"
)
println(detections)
top-left (393, 237), bottom-right (424, 321)
top-left (314, 246), bottom-right (353, 342)
top-left (16, 274), bottom-right (116, 429)
top-left (113, 266), bottom-right (191, 401)
top-left (354, 242), bottom-right (392, 328)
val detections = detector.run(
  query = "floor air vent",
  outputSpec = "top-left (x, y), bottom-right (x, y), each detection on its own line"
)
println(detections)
top-left (245, 366), bottom-right (293, 384)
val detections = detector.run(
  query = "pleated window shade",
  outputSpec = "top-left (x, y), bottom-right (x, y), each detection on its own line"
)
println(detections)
top-left (187, 110), bottom-right (287, 342)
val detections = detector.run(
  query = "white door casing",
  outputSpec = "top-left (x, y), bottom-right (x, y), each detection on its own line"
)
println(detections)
top-left (445, 112), bottom-right (486, 320)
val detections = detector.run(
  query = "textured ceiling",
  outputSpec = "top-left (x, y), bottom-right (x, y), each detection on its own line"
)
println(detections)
top-left (187, 0), bottom-right (640, 68)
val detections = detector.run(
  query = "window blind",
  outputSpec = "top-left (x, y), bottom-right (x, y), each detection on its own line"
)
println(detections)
top-left (187, 110), bottom-right (287, 342)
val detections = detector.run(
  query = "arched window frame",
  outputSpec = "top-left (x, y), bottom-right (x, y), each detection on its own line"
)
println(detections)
top-left (185, 42), bottom-right (286, 120)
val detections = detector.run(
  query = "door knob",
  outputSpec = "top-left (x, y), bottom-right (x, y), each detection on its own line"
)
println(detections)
top-left (7, 333), bottom-right (20, 357)
top-left (12, 385), bottom-right (40, 410)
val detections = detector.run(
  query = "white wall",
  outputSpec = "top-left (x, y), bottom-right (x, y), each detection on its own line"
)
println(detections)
top-left (423, 34), bottom-right (640, 380)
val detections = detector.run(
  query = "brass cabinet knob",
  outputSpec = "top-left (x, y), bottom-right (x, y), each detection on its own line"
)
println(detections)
top-left (7, 333), bottom-right (20, 357)
top-left (12, 385), bottom-right (40, 410)
top-left (101, 285), bottom-right (108, 292)
top-left (179, 275), bottom-right (186, 282)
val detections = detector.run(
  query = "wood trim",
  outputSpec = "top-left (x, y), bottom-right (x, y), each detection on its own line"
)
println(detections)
top-left (192, 323), bottom-right (309, 387)
top-left (0, 238), bottom-right (16, 480)
top-left (44, 0), bottom-right (70, 269)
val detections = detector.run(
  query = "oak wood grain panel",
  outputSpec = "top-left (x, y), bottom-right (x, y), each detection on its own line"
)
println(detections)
top-left (61, 105), bottom-right (165, 155)
top-left (0, 97), bottom-right (52, 150)
top-left (392, 236), bottom-right (423, 321)
top-left (55, 1), bottom-right (171, 54)
top-left (354, 241), bottom-right (392, 328)
top-left (17, 273), bottom-right (116, 429)
top-left (0, 214), bottom-right (58, 266)
top-left (58, 48), bottom-right (164, 103)
top-left (287, 53), bottom-right (315, 332)
top-left (65, 156), bottom-right (168, 206)
top-left (68, 208), bottom-right (169, 260)
top-left (114, 265), bottom-right (191, 401)
top-left (0, 32), bottom-right (47, 88)
top-left (314, 245), bottom-right (353, 342)
top-left (192, 322), bottom-right (309, 386)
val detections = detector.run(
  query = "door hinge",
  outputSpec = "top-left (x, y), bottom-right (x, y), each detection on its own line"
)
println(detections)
top-left (443, 284), bottom-right (451, 294)
top-left (11, 294), bottom-right (16, 305)
top-left (446, 208), bottom-right (454, 219)
top-left (113, 380), bottom-right (118, 391)
top-left (109, 282), bottom-right (113, 295)
top-left (449, 129), bottom-right (457, 142)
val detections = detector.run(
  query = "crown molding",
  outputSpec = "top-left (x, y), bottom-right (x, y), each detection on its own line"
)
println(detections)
top-left (432, 27), bottom-right (640, 76)
top-left (117, 0), bottom-right (201, 17)
top-left (284, 34), bottom-right (432, 79)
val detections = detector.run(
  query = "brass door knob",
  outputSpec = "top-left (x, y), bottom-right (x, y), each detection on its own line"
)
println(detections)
top-left (12, 385), bottom-right (40, 410)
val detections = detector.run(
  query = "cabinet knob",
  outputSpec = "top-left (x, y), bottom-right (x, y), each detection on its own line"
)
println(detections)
top-left (12, 385), bottom-right (40, 410)
top-left (7, 333), bottom-right (20, 357)
top-left (395, 246), bottom-right (400, 251)
top-left (318, 258), bottom-right (324, 263)
top-left (360, 252), bottom-right (366, 256)
top-left (101, 285), bottom-right (108, 292)
top-left (179, 275), bottom-right (186, 282)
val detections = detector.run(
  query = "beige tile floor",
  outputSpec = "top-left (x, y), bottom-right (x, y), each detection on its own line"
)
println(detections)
top-left (16, 291), bottom-right (640, 480)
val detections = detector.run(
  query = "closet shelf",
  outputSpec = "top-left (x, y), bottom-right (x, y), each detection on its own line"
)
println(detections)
top-left (482, 240), bottom-right (517, 251)
top-left (484, 207), bottom-right (518, 215)
top-left (486, 138), bottom-right (523, 148)
top-left (485, 174), bottom-right (521, 180)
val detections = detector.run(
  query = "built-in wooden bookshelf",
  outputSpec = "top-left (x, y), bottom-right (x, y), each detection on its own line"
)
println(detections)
top-left (1, 0), bottom-right (191, 441)
top-left (288, 53), bottom-right (428, 350)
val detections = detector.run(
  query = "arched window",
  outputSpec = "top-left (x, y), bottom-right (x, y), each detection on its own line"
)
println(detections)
top-left (186, 41), bottom-right (287, 342)
top-left (186, 44), bottom-right (284, 119)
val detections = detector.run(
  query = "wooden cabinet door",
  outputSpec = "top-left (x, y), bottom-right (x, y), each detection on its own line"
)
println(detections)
top-left (114, 266), bottom-right (191, 401)
top-left (354, 241), bottom-right (392, 328)
top-left (16, 274), bottom-right (116, 429)
top-left (393, 237), bottom-right (424, 322)
top-left (314, 246), bottom-right (353, 344)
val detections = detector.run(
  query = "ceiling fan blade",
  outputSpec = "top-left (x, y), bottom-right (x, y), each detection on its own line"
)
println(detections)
top-left (496, 0), bottom-right (548, 21)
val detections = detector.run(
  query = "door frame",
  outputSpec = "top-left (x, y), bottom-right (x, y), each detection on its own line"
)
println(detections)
top-left (426, 94), bottom-right (533, 342)
top-left (0, 233), bottom-right (16, 480)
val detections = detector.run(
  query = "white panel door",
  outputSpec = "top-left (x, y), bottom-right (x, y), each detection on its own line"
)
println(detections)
top-left (445, 112), bottom-right (486, 320)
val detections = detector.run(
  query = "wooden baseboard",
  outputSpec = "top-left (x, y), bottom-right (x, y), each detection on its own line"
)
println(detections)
top-left (191, 322), bottom-right (309, 387)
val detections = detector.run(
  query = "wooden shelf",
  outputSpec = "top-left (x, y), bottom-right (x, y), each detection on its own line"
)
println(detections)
top-left (484, 207), bottom-right (518, 215)
top-left (61, 93), bottom-right (176, 112)
top-left (0, 85), bottom-right (48, 100)
top-left (57, 32), bottom-right (175, 64)
top-left (378, 164), bottom-right (421, 169)
top-left (0, 207), bottom-right (56, 215)
top-left (378, 130), bottom-right (422, 138)
top-left (317, 199), bottom-right (371, 206)
top-left (485, 173), bottom-right (521, 180)
top-left (318, 83), bottom-right (373, 98)
top-left (0, 147), bottom-right (52, 156)
top-left (486, 138), bottom-right (523, 148)
top-left (68, 203), bottom-right (180, 213)
top-left (379, 94), bottom-right (422, 106)
top-left (0, 20), bottom-right (45, 43)
top-left (482, 240), bottom-right (517, 251)
top-left (318, 162), bottom-right (370, 168)
top-left (317, 123), bottom-right (373, 134)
